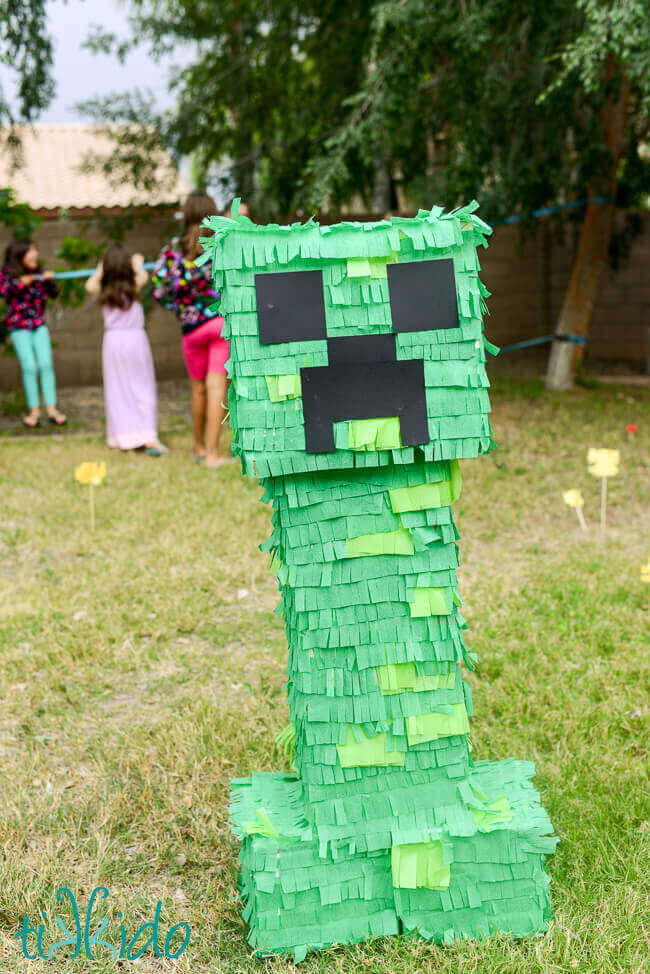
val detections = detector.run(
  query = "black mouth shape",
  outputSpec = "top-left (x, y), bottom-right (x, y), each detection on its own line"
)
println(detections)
top-left (300, 334), bottom-right (429, 454)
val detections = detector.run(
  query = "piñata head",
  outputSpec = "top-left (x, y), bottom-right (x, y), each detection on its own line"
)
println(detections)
top-left (199, 202), bottom-right (494, 479)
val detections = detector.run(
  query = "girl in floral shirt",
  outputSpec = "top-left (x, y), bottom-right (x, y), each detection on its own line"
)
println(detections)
top-left (152, 190), bottom-right (229, 466)
top-left (0, 239), bottom-right (66, 427)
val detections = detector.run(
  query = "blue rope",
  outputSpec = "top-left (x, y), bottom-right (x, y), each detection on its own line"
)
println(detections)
top-left (32, 199), bottom-right (595, 355)
top-left (489, 196), bottom-right (607, 228)
top-left (499, 334), bottom-right (587, 354)
top-left (44, 197), bottom-right (608, 281)
top-left (48, 271), bottom-right (589, 355)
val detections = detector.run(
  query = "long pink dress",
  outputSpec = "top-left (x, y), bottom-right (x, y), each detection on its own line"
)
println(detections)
top-left (102, 300), bottom-right (158, 449)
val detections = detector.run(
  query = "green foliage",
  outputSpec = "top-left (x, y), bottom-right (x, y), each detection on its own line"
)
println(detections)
top-left (0, 187), bottom-right (41, 238)
top-left (305, 0), bottom-right (650, 218)
top-left (79, 1), bottom-right (650, 223)
top-left (55, 236), bottom-right (105, 309)
top-left (0, 0), bottom-right (54, 153)
top-left (0, 386), bottom-right (27, 414)
top-left (78, 0), bottom-right (376, 219)
top-left (542, 0), bottom-right (650, 109)
top-left (76, 91), bottom-right (181, 197)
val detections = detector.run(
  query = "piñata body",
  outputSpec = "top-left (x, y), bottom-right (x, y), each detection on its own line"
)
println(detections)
top-left (200, 204), bottom-right (557, 961)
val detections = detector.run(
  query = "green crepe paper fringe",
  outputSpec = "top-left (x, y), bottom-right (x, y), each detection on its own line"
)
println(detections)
top-left (231, 760), bottom-right (556, 961)
top-left (204, 205), bottom-right (556, 959)
top-left (228, 456), bottom-right (557, 943)
top-left (198, 203), bottom-right (494, 480)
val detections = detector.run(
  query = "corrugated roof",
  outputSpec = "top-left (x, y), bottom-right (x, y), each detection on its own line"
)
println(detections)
top-left (0, 124), bottom-right (189, 210)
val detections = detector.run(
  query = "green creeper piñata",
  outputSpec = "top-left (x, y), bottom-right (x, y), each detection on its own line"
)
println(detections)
top-left (199, 201), bottom-right (557, 962)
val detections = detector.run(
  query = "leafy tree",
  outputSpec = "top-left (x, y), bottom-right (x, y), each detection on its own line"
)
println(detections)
top-left (0, 0), bottom-right (53, 251)
top-left (0, 188), bottom-right (40, 238)
top-left (83, 1), bottom-right (650, 385)
top-left (79, 1), bottom-right (376, 220)
top-left (305, 0), bottom-right (650, 387)
top-left (0, 0), bottom-right (55, 156)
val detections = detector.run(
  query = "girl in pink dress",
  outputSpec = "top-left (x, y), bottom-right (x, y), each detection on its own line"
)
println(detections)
top-left (86, 244), bottom-right (167, 455)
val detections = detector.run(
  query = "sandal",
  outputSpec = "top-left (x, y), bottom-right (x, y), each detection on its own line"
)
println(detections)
top-left (22, 415), bottom-right (40, 429)
top-left (47, 413), bottom-right (67, 426)
top-left (146, 445), bottom-right (168, 457)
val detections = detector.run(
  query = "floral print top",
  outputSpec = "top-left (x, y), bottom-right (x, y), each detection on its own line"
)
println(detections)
top-left (151, 239), bottom-right (221, 335)
top-left (0, 270), bottom-right (58, 333)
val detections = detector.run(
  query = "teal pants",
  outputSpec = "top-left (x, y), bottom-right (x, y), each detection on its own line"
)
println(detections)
top-left (10, 326), bottom-right (57, 409)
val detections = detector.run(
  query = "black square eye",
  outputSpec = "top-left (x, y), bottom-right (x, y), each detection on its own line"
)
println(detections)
top-left (255, 269), bottom-right (327, 345)
top-left (387, 258), bottom-right (459, 333)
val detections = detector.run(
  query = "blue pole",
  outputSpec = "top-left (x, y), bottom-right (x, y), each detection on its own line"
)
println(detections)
top-left (48, 261), bottom-right (157, 281)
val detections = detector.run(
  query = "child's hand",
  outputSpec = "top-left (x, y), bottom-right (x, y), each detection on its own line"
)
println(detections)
top-left (19, 274), bottom-right (36, 285)
top-left (42, 270), bottom-right (54, 281)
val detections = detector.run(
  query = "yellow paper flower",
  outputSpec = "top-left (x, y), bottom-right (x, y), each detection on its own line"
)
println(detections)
top-left (75, 461), bottom-right (107, 486)
top-left (562, 489), bottom-right (584, 509)
top-left (587, 448), bottom-right (620, 478)
top-left (641, 559), bottom-right (650, 583)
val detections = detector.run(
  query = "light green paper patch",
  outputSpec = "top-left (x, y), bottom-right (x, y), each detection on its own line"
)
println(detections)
top-left (388, 460), bottom-right (462, 513)
top-left (346, 528), bottom-right (414, 558)
top-left (471, 795), bottom-right (513, 831)
top-left (346, 252), bottom-right (398, 278)
top-left (265, 373), bottom-right (302, 402)
top-left (376, 662), bottom-right (456, 695)
top-left (337, 726), bottom-right (405, 768)
top-left (347, 416), bottom-right (402, 451)
top-left (409, 586), bottom-right (452, 617)
top-left (391, 840), bottom-right (450, 890)
top-left (244, 807), bottom-right (278, 837)
top-left (406, 702), bottom-right (470, 745)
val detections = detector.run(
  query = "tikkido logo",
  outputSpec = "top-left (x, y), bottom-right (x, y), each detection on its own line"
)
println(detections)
top-left (14, 887), bottom-right (191, 961)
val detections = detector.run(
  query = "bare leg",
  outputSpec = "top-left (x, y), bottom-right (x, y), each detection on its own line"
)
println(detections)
top-left (191, 379), bottom-right (207, 458)
top-left (205, 371), bottom-right (227, 467)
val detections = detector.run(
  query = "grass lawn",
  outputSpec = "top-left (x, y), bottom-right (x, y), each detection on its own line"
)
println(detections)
top-left (0, 378), bottom-right (648, 973)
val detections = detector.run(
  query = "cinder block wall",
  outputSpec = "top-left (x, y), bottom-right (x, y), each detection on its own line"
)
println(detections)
top-left (479, 213), bottom-right (649, 368)
top-left (0, 209), bottom-right (186, 393)
top-left (1, 209), bottom-right (648, 394)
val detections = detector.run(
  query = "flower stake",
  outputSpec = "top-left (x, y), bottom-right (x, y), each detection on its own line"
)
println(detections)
top-left (563, 489), bottom-right (588, 533)
top-left (587, 449), bottom-right (619, 539)
top-left (74, 462), bottom-right (107, 530)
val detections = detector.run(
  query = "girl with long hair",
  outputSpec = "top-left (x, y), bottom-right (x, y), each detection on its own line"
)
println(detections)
top-left (151, 190), bottom-right (229, 467)
top-left (0, 238), bottom-right (66, 427)
top-left (86, 243), bottom-right (166, 455)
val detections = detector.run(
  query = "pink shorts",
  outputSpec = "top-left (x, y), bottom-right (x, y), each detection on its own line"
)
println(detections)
top-left (181, 317), bottom-right (229, 381)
